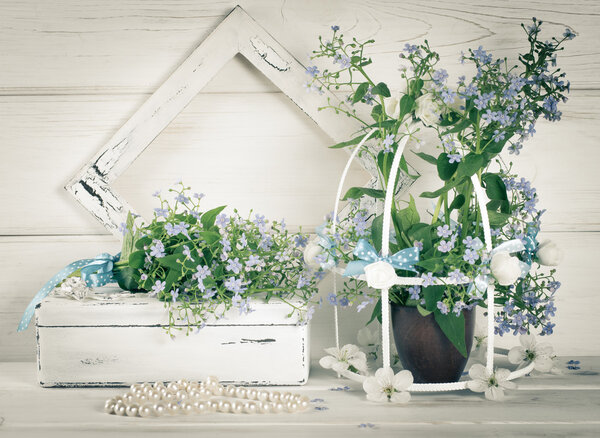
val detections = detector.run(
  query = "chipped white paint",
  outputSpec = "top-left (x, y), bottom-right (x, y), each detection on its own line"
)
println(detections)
top-left (35, 287), bottom-right (309, 387)
top-left (65, 5), bottom-right (396, 236)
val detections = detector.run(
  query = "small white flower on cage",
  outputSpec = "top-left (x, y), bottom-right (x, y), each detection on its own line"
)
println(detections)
top-left (536, 240), bottom-right (563, 266)
top-left (319, 344), bottom-right (368, 374)
top-left (490, 251), bottom-right (522, 286)
top-left (362, 367), bottom-right (413, 403)
top-left (466, 364), bottom-right (517, 401)
top-left (363, 261), bottom-right (398, 289)
top-left (52, 276), bottom-right (92, 300)
top-left (508, 334), bottom-right (555, 373)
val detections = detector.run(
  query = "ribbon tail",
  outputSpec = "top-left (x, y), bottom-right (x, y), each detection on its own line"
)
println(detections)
top-left (17, 259), bottom-right (93, 332)
top-left (518, 261), bottom-right (531, 278)
top-left (343, 260), bottom-right (370, 277)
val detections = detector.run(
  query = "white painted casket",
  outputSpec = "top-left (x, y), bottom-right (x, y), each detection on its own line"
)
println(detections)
top-left (35, 287), bottom-right (309, 387)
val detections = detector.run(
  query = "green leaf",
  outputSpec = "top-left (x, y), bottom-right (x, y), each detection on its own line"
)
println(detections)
top-left (487, 210), bottom-right (511, 227)
top-left (441, 118), bottom-right (471, 135)
top-left (449, 194), bottom-right (465, 210)
top-left (409, 79), bottom-right (424, 97)
top-left (353, 82), bottom-right (370, 103)
top-left (437, 153), bottom-right (459, 181)
top-left (119, 211), bottom-right (137, 261)
top-left (417, 304), bottom-right (432, 317)
top-left (420, 177), bottom-right (468, 199)
top-left (407, 223), bottom-right (432, 252)
top-left (457, 153), bottom-right (484, 178)
top-left (371, 104), bottom-right (383, 121)
top-left (434, 311), bottom-right (467, 358)
top-left (416, 257), bottom-right (445, 273)
top-left (423, 285), bottom-right (445, 312)
top-left (197, 231), bottom-right (221, 245)
top-left (368, 298), bottom-right (382, 325)
top-left (135, 235), bottom-right (151, 250)
top-left (163, 268), bottom-right (180, 295)
top-left (482, 173), bottom-right (508, 201)
top-left (201, 205), bottom-right (226, 229)
top-left (399, 95), bottom-right (415, 120)
top-left (413, 151), bottom-right (438, 165)
top-left (371, 82), bottom-right (391, 97)
top-left (114, 266), bottom-right (140, 292)
top-left (342, 187), bottom-right (385, 201)
top-left (158, 254), bottom-right (184, 270)
top-left (371, 215), bottom-right (384, 253)
top-left (329, 132), bottom-right (378, 149)
top-left (128, 250), bottom-right (145, 269)
top-left (395, 195), bottom-right (420, 232)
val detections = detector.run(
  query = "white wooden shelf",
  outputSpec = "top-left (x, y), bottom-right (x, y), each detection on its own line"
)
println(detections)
top-left (1, 358), bottom-right (599, 437)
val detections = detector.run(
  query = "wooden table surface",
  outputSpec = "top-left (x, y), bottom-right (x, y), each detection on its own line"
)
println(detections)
top-left (1, 358), bottom-right (599, 437)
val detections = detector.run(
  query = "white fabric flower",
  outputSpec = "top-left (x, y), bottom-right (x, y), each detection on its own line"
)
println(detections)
top-left (508, 334), bottom-right (555, 372)
top-left (490, 251), bottom-right (522, 286)
top-left (414, 93), bottom-right (441, 126)
top-left (357, 326), bottom-right (378, 347)
top-left (319, 344), bottom-right (368, 374)
top-left (466, 364), bottom-right (517, 401)
top-left (363, 367), bottom-right (413, 403)
top-left (364, 260), bottom-right (398, 289)
top-left (536, 240), bottom-right (563, 266)
top-left (52, 276), bottom-right (92, 300)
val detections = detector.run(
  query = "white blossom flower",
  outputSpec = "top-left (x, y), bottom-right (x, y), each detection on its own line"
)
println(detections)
top-left (508, 334), bottom-right (555, 372)
top-left (52, 276), bottom-right (92, 300)
top-left (490, 251), bottom-right (522, 285)
top-left (364, 261), bottom-right (398, 289)
top-left (536, 240), bottom-right (563, 266)
top-left (414, 93), bottom-right (442, 126)
top-left (466, 364), bottom-right (517, 401)
top-left (363, 367), bottom-right (413, 403)
top-left (319, 344), bottom-right (368, 374)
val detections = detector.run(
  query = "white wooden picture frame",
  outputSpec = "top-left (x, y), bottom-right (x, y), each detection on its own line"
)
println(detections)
top-left (65, 5), bottom-right (411, 236)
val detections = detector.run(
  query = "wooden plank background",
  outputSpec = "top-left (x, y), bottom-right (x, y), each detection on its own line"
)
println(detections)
top-left (1, 0), bottom-right (599, 362)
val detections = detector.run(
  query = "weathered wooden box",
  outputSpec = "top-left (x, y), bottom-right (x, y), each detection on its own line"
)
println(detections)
top-left (35, 287), bottom-right (310, 387)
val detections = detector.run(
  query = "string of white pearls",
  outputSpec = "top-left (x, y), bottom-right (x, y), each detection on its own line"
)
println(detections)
top-left (104, 376), bottom-right (311, 417)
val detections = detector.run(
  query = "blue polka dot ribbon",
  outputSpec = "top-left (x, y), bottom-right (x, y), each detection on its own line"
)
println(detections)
top-left (343, 239), bottom-right (419, 277)
top-left (17, 253), bottom-right (120, 332)
top-left (521, 224), bottom-right (539, 265)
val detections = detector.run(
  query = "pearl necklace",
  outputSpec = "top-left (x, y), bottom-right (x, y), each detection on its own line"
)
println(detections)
top-left (104, 376), bottom-right (311, 417)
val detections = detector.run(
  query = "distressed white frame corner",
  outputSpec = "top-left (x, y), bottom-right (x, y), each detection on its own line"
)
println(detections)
top-left (65, 5), bottom-right (410, 237)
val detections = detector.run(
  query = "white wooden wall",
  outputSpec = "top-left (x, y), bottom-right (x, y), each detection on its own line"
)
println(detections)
top-left (1, 0), bottom-right (599, 362)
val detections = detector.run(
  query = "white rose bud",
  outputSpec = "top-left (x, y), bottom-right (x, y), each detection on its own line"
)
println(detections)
top-left (536, 240), bottom-right (563, 266)
top-left (364, 261), bottom-right (398, 289)
top-left (490, 252), bottom-right (522, 286)
top-left (303, 240), bottom-right (323, 269)
top-left (414, 93), bottom-right (441, 126)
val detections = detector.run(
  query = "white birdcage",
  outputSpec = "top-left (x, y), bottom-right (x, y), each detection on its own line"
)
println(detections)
top-left (323, 128), bottom-right (534, 393)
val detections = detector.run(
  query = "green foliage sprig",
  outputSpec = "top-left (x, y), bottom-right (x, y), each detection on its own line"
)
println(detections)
top-left (116, 183), bottom-right (321, 336)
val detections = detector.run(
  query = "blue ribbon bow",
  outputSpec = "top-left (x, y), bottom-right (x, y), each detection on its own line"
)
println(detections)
top-left (521, 224), bottom-right (539, 265)
top-left (17, 253), bottom-right (120, 332)
top-left (343, 239), bottom-right (419, 277)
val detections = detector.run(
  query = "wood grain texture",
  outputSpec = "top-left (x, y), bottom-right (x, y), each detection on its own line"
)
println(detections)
top-left (0, 0), bottom-right (597, 94)
top-left (0, 0), bottom-right (599, 363)
top-left (0, 359), bottom-right (599, 437)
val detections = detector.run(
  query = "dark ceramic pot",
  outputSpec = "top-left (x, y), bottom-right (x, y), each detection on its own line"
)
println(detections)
top-left (391, 304), bottom-right (475, 383)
